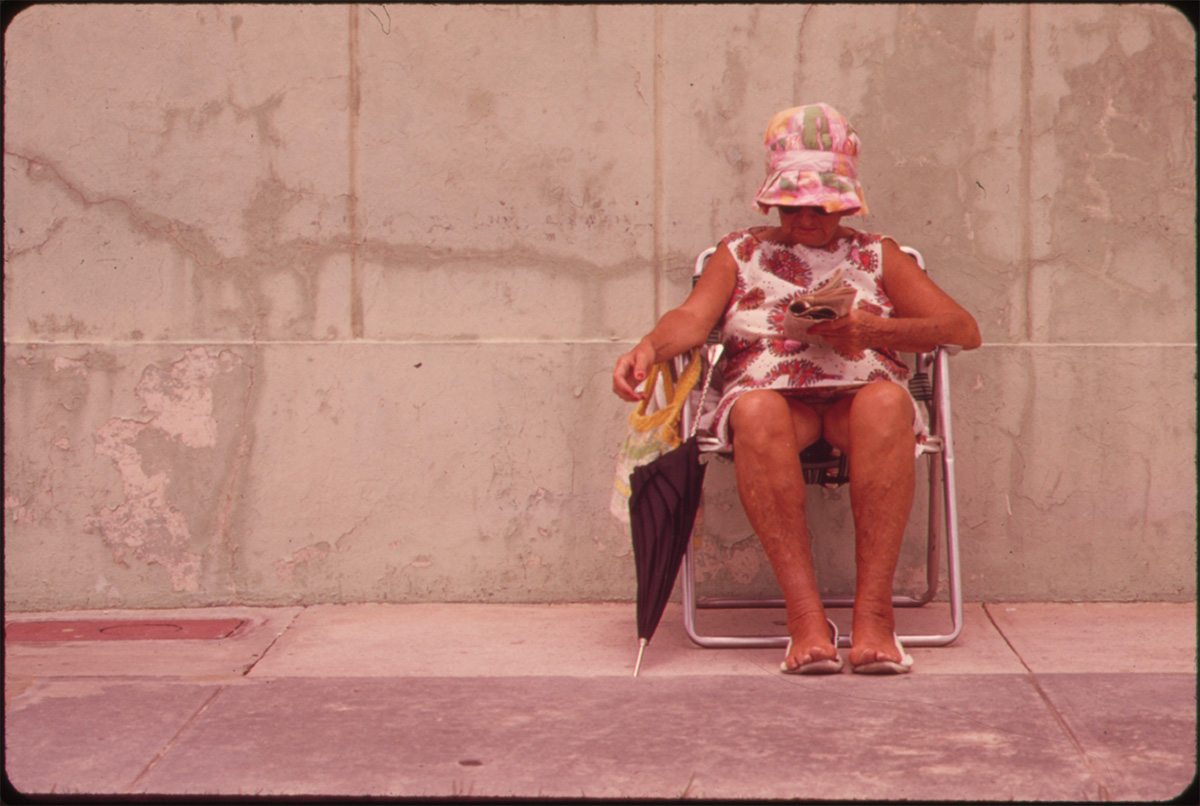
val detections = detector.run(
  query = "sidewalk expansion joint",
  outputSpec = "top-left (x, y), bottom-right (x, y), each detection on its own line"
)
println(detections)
top-left (981, 603), bottom-right (1113, 801)
top-left (240, 606), bottom-right (305, 678)
top-left (126, 685), bottom-right (226, 793)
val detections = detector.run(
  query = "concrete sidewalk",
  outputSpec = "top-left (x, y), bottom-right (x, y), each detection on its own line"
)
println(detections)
top-left (4, 601), bottom-right (1196, 800)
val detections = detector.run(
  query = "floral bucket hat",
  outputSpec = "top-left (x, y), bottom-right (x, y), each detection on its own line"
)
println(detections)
top-left (753, 103), bottom-right (868, 216)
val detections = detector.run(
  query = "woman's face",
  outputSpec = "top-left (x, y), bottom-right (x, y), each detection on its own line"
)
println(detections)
top-left (776, 205), bottom-right (846, 247)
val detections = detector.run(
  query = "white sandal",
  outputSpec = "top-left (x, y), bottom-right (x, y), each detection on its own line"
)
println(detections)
top-left (849, 632), bottom-right (914, 674)
top-left (780, 618), bottom-right (844, 675)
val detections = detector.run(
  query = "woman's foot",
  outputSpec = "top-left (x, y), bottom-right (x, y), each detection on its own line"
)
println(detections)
top-left (781, 615), bottom-right (843, 674)
top-left (849, 612), bottom-right (913, 674)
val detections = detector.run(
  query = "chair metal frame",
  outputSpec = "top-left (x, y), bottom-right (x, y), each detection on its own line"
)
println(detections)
top-left (675, 246), bottom-right (963, 650)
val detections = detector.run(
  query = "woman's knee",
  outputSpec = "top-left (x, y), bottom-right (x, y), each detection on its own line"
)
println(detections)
top-left (729, 391), bottom-right (795, 450)
top-left (849, 381), bottom-right (914, 441)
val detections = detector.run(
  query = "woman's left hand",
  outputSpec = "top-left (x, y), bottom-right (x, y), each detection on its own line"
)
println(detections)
top-left (808, 309), bottom-right (885, 355)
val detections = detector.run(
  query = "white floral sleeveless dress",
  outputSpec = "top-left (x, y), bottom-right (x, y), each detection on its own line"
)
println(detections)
top-left (702, 226), bottom-right (930, 455)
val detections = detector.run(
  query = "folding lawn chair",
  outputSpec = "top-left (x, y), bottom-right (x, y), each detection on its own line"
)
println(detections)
top-left (674, 245), bottom-right (964, 650)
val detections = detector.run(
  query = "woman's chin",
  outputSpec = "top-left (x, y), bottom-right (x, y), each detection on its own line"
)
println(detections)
top-left (785, 231), bottom-right (831, 247)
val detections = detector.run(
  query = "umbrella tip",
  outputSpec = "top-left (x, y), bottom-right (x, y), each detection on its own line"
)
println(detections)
top-left (634, 638), bottom-right (647, 677)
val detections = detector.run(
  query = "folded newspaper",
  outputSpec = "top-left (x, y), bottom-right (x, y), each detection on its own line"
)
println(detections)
top-left (782, 268), bottom-right (857, 343)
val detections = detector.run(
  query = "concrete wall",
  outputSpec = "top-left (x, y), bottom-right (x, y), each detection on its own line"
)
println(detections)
top-left (4, 4), bottom-right (1194, 610)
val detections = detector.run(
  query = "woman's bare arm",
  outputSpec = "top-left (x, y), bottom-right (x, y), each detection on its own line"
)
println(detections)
top-left (810, 238), bottom-right (981, 355)
top-left (611, 244), bottom-right (737, 401)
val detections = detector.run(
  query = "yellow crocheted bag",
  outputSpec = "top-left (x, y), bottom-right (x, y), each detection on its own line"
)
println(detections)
top-left (610, 347), bottom-right (704, 524)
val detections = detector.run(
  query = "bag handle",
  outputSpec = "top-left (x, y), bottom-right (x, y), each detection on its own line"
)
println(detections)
top-left (686, 343), bottom-right (722, 441)
top-left (628, 347), bottom-right (703, 437)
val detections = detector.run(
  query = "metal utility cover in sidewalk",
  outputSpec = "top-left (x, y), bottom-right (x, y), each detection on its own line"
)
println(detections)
top-left (5, 618), bottom-right (246, 642)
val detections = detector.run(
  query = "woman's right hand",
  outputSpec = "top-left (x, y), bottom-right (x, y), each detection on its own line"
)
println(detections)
top-left (612, 341), bottom-right (657, 402)
top-left (611, 242), bottom-right (737, 403)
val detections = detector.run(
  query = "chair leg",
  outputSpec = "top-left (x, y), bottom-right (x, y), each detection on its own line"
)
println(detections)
top-left (682, 537), bottom-right (788, 649)
top-left (683, 540), bottom-right (960, 649)
top-left (682, 353), bottom-right (964, 650)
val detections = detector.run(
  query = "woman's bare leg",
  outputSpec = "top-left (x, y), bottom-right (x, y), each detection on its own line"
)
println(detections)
top-left (823, 381), bottom-right (916, 666)
top-left (729, 390), bottom-right (837, 670)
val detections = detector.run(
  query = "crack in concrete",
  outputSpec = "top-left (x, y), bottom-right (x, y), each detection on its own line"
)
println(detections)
top-left (213, 335), bottom-right (258, 594)
top-left (6, 146), bottom-right (650, 345)
top-left (348, 5), bottom-right (364, 339)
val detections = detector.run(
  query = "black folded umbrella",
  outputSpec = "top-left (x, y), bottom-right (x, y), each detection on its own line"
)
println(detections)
top-left (628, 435), bottom-right (708, 676)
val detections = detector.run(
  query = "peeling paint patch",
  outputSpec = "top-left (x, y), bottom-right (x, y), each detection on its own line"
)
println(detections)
top-left (88, 418), bottom-right (202, 592)
top-left (52, 356), bottom-right (89, 377)
top-left (4, 496), bottom-right (38, 525)
top-left (135, 348), bottom-right (241, 448)
top-left (719, 541), bottom-right (764, 585)
top-left (86, 348), bottom-right (243, 592)
top-left (94, 574), bottom-right (121, 598)
top-left (692, 535), bottom-right (764, 585)
top-left (274, 542), bottom-right (332, 581)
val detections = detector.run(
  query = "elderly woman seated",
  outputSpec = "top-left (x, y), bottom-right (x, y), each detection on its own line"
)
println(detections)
top-left (612, 104), bottom-right (981, 675)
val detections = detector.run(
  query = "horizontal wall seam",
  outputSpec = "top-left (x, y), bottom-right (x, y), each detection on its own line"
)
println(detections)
top-left (4, 339), bottom-right (634, 347)
top-left (4, 340), bottom-right (1196, 348)
top-left (973, 343), bottom-right (1198, 349)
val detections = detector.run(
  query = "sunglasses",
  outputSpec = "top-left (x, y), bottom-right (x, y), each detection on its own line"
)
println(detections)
top-left (777, 205), bottom-right (833, 216)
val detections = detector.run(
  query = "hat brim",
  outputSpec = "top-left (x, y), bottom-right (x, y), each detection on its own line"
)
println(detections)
top-left (754, 170), bottom-right (867, 216)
